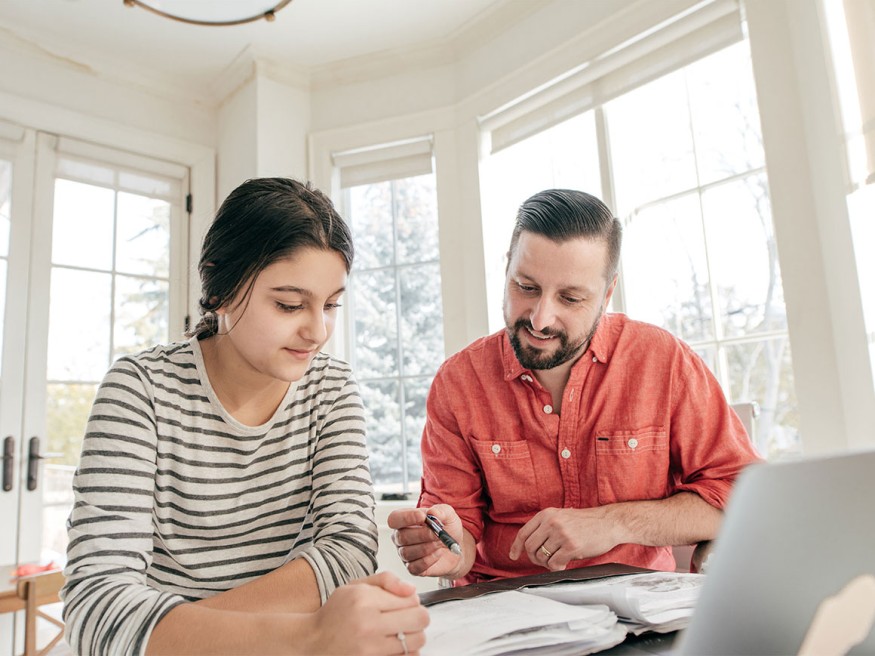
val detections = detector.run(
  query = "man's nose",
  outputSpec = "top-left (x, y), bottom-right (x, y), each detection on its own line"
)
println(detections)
top-left (530, 298), bottom-right (558, 333)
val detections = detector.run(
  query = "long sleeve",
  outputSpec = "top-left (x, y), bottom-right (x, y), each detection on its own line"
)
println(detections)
top-left (296, 365), bottom-right (378, 601)
top-left (61, 357), bottom-right (185, 656)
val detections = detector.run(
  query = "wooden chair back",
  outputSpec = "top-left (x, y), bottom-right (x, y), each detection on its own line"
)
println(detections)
top-left (15, 570), bottom-right (65, 656)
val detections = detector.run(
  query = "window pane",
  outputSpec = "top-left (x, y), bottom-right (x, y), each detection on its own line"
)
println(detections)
top-left (694, 345), bottom-right (717, 375)
top-left (360, 379), bottom-right (401, 489)
top-left (606, 70), bottom-right (698, 217)
top-left (346, 170), bottom-right (444, 493)
top-left (395, 175), bottom-right (439, 264)
top-left (351, 269), bottom-right (398, 378)
top-left (481, 111), bottom-right (600, 333)
top-left (848, 185), bottom-right (875, 384)
top-left (52, 179), bottom-right (114, 270)
top-left (724, 337), bottom-right (800, 459)
top-left (702, 173), bottom-right (786, 339)
top-left (686, 42), bottom-right (765, 185)
top-left (622, 194), bottom-right (714, 343)
top-left (0, 260), bottom-right (6, 377)
top-left (403, 377), bottom-right (430, 491)
top-left (42, 465), bottom-right (76, 560)
top-left (349, 182), bottom-right (394, 269)
top-left (114, 274), bottom-right (169, 358)
top-left (46, 383), bottom-right (98, 467)
top-left (47, 267), bottom-right (111, 380)
top-left (0, 158), bottom-right (10, 256)
top-left (400, 263), bottom-right (444, 376)
top-left (116, 192), bottom-right (171, 277)
top-left (0, 159), bottom-right (8, 378)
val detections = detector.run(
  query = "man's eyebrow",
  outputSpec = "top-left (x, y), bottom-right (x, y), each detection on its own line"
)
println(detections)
top-left (269, 285), bottom-right (346, 297)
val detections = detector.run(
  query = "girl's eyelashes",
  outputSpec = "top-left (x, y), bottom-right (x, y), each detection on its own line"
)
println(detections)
top-left (275, 302), bottom-right (343, 312)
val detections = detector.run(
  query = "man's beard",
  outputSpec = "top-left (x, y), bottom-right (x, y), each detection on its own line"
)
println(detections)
top-left (506, 315), bottom-right (602, 371)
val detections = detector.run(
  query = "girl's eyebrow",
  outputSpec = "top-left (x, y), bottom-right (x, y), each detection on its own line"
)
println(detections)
top-left (269, 285), bottom-right (346, 297)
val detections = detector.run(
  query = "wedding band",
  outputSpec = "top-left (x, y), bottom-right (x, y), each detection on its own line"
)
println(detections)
top-left (540, 545), bottom-right (553, 558)
top-left (397, 631), bottom-right (409, 655)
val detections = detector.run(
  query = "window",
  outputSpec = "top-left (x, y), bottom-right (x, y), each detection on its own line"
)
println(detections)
top-left (823, 0), bottom-right (875, 384)
top-left (482, 39), bottom-right (799, 459)
top-left (43, 147), bottom-right (186, 556)
top-left (0, 129), bottom-right (188, 565)
top-left (342, 167), bottom-right (444, 497)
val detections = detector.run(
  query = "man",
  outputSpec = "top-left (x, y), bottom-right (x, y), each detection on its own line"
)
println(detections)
top-left (388, 188), bottom-right (761, 585)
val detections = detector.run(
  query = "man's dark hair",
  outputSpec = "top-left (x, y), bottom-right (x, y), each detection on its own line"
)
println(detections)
top-left (189, 177), bottom-right (354, 339)
top-left (507, 189), bottom-right (623, 280)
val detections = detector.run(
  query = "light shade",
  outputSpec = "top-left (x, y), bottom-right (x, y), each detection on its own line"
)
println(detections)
top-left (123, 0), bottom-right (293, 26)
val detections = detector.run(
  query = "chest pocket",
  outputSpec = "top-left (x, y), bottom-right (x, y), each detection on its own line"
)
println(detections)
top-left (595, 427), bottom-right (669, 504)
top-left (471, 439), bottom-right (540, 515)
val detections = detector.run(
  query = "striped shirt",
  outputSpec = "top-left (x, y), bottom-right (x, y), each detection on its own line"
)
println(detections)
top-left (60, 338), bottom-right (377, 656)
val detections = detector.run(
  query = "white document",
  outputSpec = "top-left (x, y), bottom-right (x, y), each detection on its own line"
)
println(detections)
top-left (523, 572), bottom-right (705, 629)
top-left (423, 590), bottom-right (625, 656)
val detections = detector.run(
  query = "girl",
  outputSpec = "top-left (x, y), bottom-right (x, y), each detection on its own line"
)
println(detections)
top-left (61, 178), bottom-right (427, 655)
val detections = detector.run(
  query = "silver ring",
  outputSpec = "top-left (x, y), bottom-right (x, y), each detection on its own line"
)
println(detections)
top-left (540, 545), bottom-right (553, 558)
top-left (397, 631), bottom-right (409, 655)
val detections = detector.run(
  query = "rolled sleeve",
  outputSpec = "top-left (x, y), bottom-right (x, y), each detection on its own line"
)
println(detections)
top-left (669, 344), bottom-right (763, 508)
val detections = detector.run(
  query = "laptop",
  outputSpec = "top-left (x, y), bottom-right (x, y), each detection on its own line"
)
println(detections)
top-left (675, 448), bottom-right (875, 655)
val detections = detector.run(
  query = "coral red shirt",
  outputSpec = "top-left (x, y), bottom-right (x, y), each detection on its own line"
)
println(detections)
top-left (418, 313), bottom-right (762, 583)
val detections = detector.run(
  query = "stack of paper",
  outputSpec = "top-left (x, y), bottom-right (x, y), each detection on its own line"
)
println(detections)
top-left (523, 571), bottom-right (706, 635)
top-left (423, 590), bottom-right (626, 655)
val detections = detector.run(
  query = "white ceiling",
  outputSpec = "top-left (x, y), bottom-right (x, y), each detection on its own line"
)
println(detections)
top-left (0, 0), bottom-right (536, 100)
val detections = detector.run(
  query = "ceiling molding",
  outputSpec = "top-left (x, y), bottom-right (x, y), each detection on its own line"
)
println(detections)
top-left (307, 0), bottom-right (552, 91)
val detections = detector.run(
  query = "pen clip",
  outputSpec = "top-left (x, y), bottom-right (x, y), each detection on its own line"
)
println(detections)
top-left (425, 513), bottom-right (442, 530)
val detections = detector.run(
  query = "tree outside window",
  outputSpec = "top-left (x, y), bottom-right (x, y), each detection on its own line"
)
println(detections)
top-left (344, 174), bottom-right (444, 496)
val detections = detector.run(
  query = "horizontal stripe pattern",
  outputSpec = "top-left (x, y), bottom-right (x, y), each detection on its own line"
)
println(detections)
top-left (61, 339), bottom-right (377, 656)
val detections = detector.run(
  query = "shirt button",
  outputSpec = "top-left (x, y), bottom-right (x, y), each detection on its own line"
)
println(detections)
top-left (492, 444), bottom-right (501, 454)
top-left (628, 438), bottom-right (638, 449)
top-left (561, 448), bottom-right (571, 459)
top-left (592, 356), bottom-right (597, 363)
top-left (521, 375), bottom-right (532, 382)
top-left (543, 405), bottom-right (553, 414)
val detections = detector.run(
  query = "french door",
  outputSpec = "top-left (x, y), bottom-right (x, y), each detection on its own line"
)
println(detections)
top-left (0, 124), bottom-right (187, 652)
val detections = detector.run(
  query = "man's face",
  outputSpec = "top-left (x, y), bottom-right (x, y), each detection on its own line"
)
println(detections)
top-left (503, 232), bottom-right (617, 371)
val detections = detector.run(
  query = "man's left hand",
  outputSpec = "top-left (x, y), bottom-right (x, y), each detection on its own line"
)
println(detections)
top-left (509, 507), bottom-right (621, 571)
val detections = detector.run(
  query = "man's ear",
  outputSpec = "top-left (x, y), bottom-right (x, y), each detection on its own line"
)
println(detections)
top-left (604, 274), bottom-right (619, 308)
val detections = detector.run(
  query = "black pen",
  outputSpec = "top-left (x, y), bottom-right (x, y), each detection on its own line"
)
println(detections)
top-left (424, 514), bottom-right (462, 555)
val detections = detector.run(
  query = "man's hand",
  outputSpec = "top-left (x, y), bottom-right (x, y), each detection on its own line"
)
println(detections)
top-left (387, 505), bottom-right (467, 578)
top-left (510, 494), bottom-right (723, 571)
top-left (509, 507), bottom-right (621, 571)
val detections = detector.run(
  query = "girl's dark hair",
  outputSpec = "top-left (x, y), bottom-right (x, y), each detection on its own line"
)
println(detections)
top-left (507, 189), bottom-right (623, 280)
top-left (188, 177), bottom-right (354, 339)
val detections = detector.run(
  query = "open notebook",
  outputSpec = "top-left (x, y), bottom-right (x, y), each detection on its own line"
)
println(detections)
top-left (675, 448), bottom-right (875, 655)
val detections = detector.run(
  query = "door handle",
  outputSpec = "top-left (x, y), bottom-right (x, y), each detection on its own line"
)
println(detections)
top-left (2, 436), bottom-right (13, 492)
top-left (27, 436), bottom-right (63, 491)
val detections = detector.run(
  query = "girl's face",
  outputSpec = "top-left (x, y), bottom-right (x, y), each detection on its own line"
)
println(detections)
top-left (215, 247), bottom-right (347, 384)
